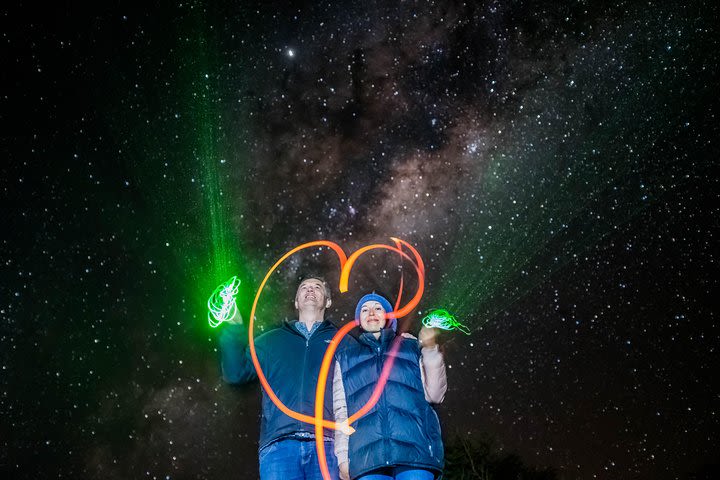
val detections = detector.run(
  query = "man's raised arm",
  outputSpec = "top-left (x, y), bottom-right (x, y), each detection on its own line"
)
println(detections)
top-left (218, 312), bottom-right (258, 384)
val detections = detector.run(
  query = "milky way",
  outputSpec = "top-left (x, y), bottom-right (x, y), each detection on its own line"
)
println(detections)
top-left (1, 1), bottom-right (718, 479)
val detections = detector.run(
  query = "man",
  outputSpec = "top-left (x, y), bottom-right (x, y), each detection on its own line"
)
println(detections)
top-left (219, 275), bottom-right (340, 480)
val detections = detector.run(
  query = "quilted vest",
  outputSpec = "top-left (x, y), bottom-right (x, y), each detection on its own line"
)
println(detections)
top-left (336, 328), bottom-right (444, 478)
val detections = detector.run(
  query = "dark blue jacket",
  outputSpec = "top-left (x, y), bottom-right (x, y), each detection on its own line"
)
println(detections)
top-left (219, 320), bottom-right (338, 450)
top-left (336, 328), bottom-right (444, 479)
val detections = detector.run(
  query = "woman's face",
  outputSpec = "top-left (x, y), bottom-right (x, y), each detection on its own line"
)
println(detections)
top-left (359, 301), bottom-right (386, 333)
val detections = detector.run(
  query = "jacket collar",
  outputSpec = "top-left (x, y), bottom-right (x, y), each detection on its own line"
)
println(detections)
top-left (358, 327), bottom-right (396, 348)
top-left (282, 319), bottom-right (336, 336)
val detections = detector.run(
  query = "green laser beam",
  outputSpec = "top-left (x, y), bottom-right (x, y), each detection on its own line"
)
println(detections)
top-left (432, 13), bottom-right (707, 333)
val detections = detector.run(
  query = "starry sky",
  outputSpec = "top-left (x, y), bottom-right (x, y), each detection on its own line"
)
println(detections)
top-left (1, 1), bottom-right (718, 479)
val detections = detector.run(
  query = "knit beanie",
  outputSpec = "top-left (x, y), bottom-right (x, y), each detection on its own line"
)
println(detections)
top-left (354, 293), bottom-right (395, 331)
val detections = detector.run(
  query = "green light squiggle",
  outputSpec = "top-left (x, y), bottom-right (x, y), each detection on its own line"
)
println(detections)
top-left (207, 276), bottom-right (241, 328)
top-left (422, 309), bottom-right (470, 335)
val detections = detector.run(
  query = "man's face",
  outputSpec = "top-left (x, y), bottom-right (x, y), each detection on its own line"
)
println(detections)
top-left (359, 301), bottom-right (387, 333)
top-left (294, 278), bottom-right (330, 310)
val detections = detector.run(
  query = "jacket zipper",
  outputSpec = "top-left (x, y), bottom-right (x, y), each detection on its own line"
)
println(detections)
top-left (299, 329), bottom-right (310, 432)
top-left (376, 340), bottom-right (388, 463)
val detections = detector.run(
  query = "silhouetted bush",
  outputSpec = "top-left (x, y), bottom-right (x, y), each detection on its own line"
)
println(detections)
top-left (444, 434), bottom-right (558, 480)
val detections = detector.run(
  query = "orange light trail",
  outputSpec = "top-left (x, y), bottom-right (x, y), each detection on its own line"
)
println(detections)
top-left (247, 240), bottom-right (347, 430)
top-left (246, 238), bottom-right (425, 480)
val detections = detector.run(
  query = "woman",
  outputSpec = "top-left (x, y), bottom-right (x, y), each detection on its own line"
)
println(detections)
top-left (333, 293), bottom-right (447, 480)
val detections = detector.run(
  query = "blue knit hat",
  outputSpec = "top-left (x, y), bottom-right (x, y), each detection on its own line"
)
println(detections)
top-left (355, 293), bottom-right (395, 331)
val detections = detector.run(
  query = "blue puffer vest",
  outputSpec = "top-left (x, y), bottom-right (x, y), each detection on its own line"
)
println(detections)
top-left (336, 328), bottom-right (444, 479)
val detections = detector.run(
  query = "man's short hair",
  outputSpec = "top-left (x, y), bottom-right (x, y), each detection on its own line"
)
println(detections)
top-left (297, 273), bottom-right (332, 301)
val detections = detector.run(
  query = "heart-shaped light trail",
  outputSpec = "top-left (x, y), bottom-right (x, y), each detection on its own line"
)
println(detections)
top-left (246, 238), bottom-right (425, 480)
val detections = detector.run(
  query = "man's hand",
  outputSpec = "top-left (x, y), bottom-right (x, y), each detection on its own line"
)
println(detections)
top-left (339, 462), bottom-right (350, 480)
top-left (418, 326), bottom-right (439, 348)
top-left (227, 309), bottom-right (243, 325)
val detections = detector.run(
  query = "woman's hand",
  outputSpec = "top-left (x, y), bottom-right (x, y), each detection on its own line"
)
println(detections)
top-left (418, 326), bottom-right (439, 348)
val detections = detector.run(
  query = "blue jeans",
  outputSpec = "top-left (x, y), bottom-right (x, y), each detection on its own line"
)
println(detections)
top-left (358, 467), bottom-right (435, 480)
top-left (259, 439), bottom-right (339, 480)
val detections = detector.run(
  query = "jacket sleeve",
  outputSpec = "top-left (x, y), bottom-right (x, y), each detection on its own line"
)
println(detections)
top-left (333, 361), bottom-right (350, 468)
top-left (218, 323), bottom-right (258, 384)
top-left (419, 345), bottom-right (447, 404)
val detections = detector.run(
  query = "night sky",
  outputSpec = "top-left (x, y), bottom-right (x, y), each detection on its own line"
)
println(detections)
top-left (1, 1), bottom-right (718, 479)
